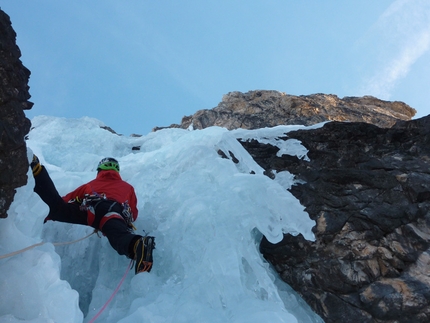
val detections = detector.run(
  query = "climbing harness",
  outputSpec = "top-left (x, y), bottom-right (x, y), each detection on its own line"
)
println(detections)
top-left (121, 201), bottom-right (137, 230)
top-left (78, 193), bottom-right (107, 213)
top-left (87, 259), bottom-right (134, 323)
top-left (0, 230), bottom-right (97, 260)
top-left (79, 194), bottom-right (137, 231)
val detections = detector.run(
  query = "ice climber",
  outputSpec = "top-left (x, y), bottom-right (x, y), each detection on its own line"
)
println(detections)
top-left (30, 155), bottom-right (155, 274)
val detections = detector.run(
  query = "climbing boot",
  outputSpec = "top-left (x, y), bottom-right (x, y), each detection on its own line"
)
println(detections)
top-left (31, 155), bottom-right (42, 176)
top-left (133, 236), bottom-right (155, 274)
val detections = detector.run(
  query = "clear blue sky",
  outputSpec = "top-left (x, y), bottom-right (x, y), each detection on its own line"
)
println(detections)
top-left (2, 1), bottom-right (430, 136)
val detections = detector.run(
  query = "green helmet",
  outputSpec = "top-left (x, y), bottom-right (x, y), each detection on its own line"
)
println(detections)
top-left (97, 157), bottom-right (120, 172)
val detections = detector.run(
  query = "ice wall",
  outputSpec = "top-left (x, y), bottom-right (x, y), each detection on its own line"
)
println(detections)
top-left (0, 116), bottom-right (323, 323)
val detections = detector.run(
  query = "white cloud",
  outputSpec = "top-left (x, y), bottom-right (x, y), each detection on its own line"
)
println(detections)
top-left (359, 0), bottom-right (430, 99)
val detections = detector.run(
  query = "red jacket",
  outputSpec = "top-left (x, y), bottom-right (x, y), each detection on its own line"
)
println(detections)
top-left (62, 170), bottom-right (139, 222)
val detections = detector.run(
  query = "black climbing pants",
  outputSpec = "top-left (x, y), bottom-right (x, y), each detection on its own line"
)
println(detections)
top-left (33, 166), bottom-right (140, 258)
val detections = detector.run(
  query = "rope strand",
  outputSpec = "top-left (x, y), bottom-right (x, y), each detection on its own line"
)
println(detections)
top-left (52, 230), bottom-right (97, 246)
top-left (0, 241), bottom-right (45, 259)
top-left (87, 259), bottom-right (134, 323)
top-left (0, 230), bottom-right (97, 260)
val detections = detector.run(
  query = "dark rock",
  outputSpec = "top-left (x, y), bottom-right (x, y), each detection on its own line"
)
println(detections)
top-left (154, 90), bottom-right (416, 131)
top-left (0, 9), bottom-right (32, 218)
top-left (241, 116), bottom-right (430, 322)
top-left (100, 125), bottom-right (119, 135)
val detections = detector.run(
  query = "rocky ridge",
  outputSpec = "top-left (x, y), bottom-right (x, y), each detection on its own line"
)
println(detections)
top-left (154, 90), bottom-right (416, 131)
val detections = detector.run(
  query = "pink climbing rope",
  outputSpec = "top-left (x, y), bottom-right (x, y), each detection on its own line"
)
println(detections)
top-left (88, 259), bottom-right (134, 323)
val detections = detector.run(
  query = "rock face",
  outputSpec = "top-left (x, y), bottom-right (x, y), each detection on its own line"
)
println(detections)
top-left (154, 90), bottom-right (416, 131)
top-left (0, 10), bottom-right (32, 218)
top-left (243, 116), bottom-right (430, 322)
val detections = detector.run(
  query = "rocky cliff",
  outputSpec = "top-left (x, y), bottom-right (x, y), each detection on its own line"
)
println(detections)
top-left (154, 90), bottom-right (416, 131)
top-left (0, 9), bottom-right (32, 218)
top-left (251, 117), bottom-right (430, 322)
